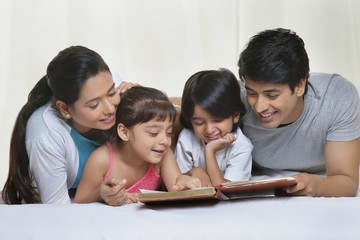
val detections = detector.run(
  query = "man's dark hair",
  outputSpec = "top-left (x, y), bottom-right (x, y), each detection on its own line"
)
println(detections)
top-left (238, 28), bottom-right (310, 94)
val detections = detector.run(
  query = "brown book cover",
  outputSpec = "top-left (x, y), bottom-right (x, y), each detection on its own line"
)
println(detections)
top-left (217, 177), bottom-right (297, 199)
top-left (139, 177), bottom-right (297, 204)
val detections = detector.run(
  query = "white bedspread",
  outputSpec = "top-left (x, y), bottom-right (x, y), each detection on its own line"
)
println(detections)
top-left (1, 195), bottom-right (359, 240)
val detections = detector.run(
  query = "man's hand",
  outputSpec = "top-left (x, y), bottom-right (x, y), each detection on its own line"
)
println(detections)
top-left (284, 173), bottom-right (319, 196)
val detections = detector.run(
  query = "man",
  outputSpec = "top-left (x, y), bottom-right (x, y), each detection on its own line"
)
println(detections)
top-left (238, 28), bottom-right (360, 197)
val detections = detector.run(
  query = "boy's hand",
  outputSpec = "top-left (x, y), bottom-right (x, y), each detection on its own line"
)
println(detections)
top-left (205, 133), bottom-right (236, 153)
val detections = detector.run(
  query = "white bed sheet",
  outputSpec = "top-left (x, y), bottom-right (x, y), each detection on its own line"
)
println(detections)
top-left (1, 195), bottom-right (359, 240)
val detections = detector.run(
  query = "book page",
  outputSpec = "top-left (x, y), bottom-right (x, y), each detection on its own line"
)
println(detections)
top-left (139, 189), bottom-right (165, 194)
top-left (139, 187), bottom-right (217, 201)
top-left (221, 177), bottom-right (296, 187)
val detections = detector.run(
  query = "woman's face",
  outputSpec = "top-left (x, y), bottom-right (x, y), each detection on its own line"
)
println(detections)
top-left (68, 71), bottom-right (121, 135)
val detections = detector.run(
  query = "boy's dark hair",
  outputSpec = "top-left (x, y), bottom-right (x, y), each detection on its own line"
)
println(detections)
top-left (108, 86), bottom-right (176, 143)
top-left (180, 68), bottom-right (246, 132)
top-left (238, 28), bottom-right (310, 94)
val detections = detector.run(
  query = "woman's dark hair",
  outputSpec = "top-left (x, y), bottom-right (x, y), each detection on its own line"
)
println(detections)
top-left (238, 28), bottom-right (310, 94)
top-left (2, 46), bottom-right (110, 204)
top-left (108, 86), bottom-right (176, 143)
top-left (180, 68), bottom-right (246, 132)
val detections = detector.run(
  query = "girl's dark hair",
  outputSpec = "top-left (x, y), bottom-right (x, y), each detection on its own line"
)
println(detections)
top-left (180, 68), bottom-right (246, 132)
top-left (238, 28), bottom-right (310, 94)
top-left (108, 86), bottom-right (176, 143)
top-left (2, 46), bottom-right (110, 204)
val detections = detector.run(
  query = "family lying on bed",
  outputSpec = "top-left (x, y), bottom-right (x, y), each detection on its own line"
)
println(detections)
top-left (2, 28), bottom-right (359, 205)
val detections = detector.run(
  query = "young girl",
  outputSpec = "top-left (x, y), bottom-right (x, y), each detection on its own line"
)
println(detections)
top-left (175, 69), bottom-right (253, 187)
top-left (74, 86), bottom-right (201, 206)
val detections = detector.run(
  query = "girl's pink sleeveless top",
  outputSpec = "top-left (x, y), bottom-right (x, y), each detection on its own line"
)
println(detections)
top-left (103, 142), bottom-right (163, 193)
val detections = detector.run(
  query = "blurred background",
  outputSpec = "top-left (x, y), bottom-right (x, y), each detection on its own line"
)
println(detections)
top-left (1, 0), bottom-right (359, 188)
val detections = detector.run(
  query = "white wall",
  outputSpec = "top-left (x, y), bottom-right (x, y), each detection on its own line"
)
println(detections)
top-left (0, 0), bottom-right (359, 188)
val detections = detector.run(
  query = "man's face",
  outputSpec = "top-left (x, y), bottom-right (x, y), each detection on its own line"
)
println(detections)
top-left (245, 78), bottom-right (306, 129)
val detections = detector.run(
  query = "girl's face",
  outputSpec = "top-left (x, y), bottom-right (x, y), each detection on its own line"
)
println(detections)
top-left (191, 104), bottom-right (239, 144)
top-left (68, 71), bottom-right (120, 135)
top-left (127, 117), bottom-right (173, 164)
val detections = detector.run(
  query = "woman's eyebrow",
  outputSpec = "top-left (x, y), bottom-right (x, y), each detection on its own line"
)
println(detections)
top-left (84, 83), bottom-right (115, 105)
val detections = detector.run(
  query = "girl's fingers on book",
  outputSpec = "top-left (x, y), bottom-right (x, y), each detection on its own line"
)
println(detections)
top-left (182, 177), bottom-right (202, 189)
top-left (172, 184), bottom-right (185, 191)
top-left (200, 178), bottom-right (213, 187)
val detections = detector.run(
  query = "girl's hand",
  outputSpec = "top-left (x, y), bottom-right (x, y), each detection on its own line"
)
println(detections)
top-left (100, 178), bottom-right (130, 206)
top-left (117, 81), bottom-right (140, 95)
top-left (186, 167), bottom-right (213, 187)
top-left (205, 133), bottom-right (236, 153)
top-left (125, 193), bottom-right (139, 204)
top-left (284, 173), bottom-right (318, 196)
top-left (172, 175), bottom-right (201, 191)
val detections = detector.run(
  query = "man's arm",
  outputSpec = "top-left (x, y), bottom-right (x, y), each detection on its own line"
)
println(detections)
top-left (287, 138), bottom-right (360, 197)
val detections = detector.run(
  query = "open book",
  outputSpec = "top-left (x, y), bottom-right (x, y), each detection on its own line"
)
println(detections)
top-left (139, 177), bottom-right (297, 204)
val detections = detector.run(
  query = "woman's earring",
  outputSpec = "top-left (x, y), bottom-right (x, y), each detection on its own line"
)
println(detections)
top-left (66, 114), bottom-right (70, 119)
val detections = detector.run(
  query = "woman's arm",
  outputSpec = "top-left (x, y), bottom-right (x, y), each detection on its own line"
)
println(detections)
top-left (28, 137), bottom-right (74, 204)
top-left (286, 138), bottom-right (360, 197)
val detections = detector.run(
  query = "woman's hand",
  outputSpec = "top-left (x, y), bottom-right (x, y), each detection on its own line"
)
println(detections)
top-left (117, 81), bottom-right (140, 94)
top-left (99, 178), bottom-right (138, 206)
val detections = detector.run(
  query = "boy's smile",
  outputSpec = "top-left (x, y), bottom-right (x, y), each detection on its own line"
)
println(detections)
top-left (191, 104), bottom-right (239, 143)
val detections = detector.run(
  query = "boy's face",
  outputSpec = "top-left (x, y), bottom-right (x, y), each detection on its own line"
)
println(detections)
top-left (244, 78), bottom-right (306, 129)
top-left (190, 104), bottom-right (239, 144)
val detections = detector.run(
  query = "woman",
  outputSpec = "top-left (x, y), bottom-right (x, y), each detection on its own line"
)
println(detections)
top-left (2, 46), bottom-right (134, 204)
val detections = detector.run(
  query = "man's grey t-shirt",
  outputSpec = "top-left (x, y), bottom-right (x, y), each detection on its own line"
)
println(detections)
top-left (241, 73), bottom-right (360, 176)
